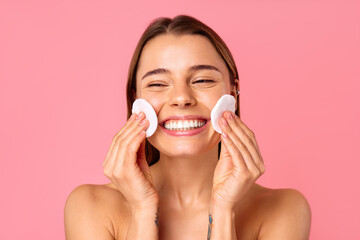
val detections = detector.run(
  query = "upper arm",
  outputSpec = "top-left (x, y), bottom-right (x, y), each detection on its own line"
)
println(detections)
top-left (64, 184), bottom-right (114, 240)
top-left (259, 188), bottom-right (312, 240)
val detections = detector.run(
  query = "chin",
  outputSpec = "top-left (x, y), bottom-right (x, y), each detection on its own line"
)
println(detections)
top-left (153, 139), bottom-right (218, 158)
top-left (166, 145), bottom-right (205, 157)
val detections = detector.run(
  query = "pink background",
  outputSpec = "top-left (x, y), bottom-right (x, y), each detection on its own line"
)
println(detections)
top-left (1, 0), bottom-right (359, 239)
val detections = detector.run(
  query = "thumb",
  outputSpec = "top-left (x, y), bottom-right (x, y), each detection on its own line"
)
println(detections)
top-left (136, 139), bottom-right (153, 183)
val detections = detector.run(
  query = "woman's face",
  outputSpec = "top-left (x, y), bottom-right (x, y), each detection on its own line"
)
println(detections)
top-left (136, 34), bottom-right (234, 158)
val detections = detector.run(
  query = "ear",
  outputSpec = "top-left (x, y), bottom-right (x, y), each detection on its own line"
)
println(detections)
top-left (231, 78), bottom-right (239, 111)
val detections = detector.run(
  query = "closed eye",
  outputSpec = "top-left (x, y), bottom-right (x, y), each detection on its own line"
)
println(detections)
top-left (147, 83), bottom-right (165, 87)
top-left (147, 79), bottom-right (214, 87)
top-left (193, 79), bottom-right (214, 83)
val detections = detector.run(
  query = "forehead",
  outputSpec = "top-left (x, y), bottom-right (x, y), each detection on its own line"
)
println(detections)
top-left (136, 34), bottom-right (229, 80)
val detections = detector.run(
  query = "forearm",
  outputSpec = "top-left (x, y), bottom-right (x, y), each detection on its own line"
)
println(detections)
top-left (125, 207), bottom-right (159, 240)
top-left (208, 206), bottom-right (237, 240)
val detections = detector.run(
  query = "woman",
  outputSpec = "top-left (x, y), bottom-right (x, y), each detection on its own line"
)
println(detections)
top-left (65, 15), bottom-right (311, 240)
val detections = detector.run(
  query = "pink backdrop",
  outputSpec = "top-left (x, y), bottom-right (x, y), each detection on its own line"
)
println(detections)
top-left (1, 0), bottom-right (359, 239)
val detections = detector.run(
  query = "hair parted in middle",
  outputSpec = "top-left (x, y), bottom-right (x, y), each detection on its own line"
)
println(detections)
top-left (125, 14), bottom-right (240, 166)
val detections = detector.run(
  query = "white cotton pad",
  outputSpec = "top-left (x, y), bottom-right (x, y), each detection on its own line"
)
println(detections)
top-left (211, 94), bottom-right (236, 134)
top-left (132, 98), bottom-right (158, 137)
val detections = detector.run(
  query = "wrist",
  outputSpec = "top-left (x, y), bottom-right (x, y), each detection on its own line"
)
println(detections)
top-left (130, 200), bottom-right (159, 212)
top-left (210, 205), bottom-right (235, 219)
top-left (210, 201), bottom-right (235, 219)
top-left (131, 206), bottom-right (159, 228)
top-left (131, 205), bottom-right (159, 216)
top-left (127, 204), bottom-right (160, 239)
top-left (209, 198), bottom-right (236, 214)
top-left (207, 204), bottom-right (237, 240)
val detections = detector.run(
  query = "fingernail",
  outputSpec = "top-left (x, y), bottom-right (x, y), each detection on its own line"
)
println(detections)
top-left (221, 118), bottom-right (228, 126)
top-left (222, 132), bottom-right (228, 138)
top-left (226, 112), bottom-right (233, 119)
top-left (139, 119), bottom-right (146, 125)
top-left (136, 112), bottom-right (144, 119)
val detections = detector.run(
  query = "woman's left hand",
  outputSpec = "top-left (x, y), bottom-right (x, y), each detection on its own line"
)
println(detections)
top-left (211, 111), bottom-right (266, 210)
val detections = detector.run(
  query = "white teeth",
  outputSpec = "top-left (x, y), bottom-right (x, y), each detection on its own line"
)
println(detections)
top-left (164, 120), bottom-right (206, 130)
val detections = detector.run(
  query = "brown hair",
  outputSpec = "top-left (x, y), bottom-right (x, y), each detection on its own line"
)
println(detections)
top-left (125, 15), bottom-right (240, 166)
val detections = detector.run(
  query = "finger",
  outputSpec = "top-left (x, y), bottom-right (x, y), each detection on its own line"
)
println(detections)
top-left (232, 113), bottom-right (265, 174)
top-left (105, 111), bottom-right (147, 168)
top-left (105, 117), bottom-right (149, 176)
top-left (225, 112), bottom-right (265, 173)
top-left (219, 133), bottom-right (230, 160)
top-left (113, 120), bottom-right (149, 176)
top-left (116, 112), bottom-right (147, 142)
top-left (137, 139), bottom-right (153, 183)
top-left (218, 118), bottom-right (248, 172)
top-left (104, 130), bottom-right (128, 175)
top-left (233, 113), bottom-right (262, 159)
top-left (219, 115), bottom-right (261, 177)
top-left (103, 113), bottom-right (137, 168)
top-left (112, 113), bottom-right (138, 142)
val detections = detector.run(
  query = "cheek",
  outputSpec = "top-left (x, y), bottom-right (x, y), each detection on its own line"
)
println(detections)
top-left (142, 95), bottom-right (165, 115)
top-left (198, 92), bottom-right (226, 112)
top-left (137, 85), bottom-right (166, 114)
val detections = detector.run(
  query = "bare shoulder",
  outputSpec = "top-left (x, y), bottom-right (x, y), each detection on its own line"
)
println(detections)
top-left (256, 186), bottom-right (312, 240)
top-left (64, 183), bottom-right (130, 240)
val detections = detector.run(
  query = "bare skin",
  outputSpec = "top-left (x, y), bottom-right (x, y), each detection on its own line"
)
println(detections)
top-left (64, 34), bottom-right (311, 239)
top-left (65, 180), bottom-right (310, 240)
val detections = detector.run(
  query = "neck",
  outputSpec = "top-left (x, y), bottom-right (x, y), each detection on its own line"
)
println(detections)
top-left (153, 144), bottom-right (219, 211)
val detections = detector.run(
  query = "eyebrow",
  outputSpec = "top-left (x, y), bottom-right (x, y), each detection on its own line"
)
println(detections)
top-left (141, 64), bottom-right (221, 80)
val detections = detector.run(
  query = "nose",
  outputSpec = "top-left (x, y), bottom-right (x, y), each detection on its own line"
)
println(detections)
top-left (168, 84), bottom-right (196, 108)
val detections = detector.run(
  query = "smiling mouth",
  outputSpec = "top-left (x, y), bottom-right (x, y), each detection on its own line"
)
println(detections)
top-left (162, 119), bottom-right (207, 131)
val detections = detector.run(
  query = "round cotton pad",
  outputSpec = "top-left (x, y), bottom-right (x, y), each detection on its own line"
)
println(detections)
top-left (211, 94), bottom-right (236, 134)
top-left (132, 98), bottom-right (158, 137)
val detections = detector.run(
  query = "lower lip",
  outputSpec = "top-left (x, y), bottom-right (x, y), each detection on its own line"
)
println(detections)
top-left (160, 121), bottom-right (209, 136)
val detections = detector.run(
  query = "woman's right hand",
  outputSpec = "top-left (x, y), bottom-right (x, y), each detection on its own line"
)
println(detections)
top-left (103, 112), bottom-right (159, 210)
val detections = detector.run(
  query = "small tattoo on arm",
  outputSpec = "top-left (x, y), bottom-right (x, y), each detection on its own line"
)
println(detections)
top-left (207, 214), bottom-right (213, 240)
top-left (155, 208), bottom-right (159, 229)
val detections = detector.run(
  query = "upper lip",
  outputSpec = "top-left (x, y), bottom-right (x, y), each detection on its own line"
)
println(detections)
top-left (159, 115), bottom-right (209, 124)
